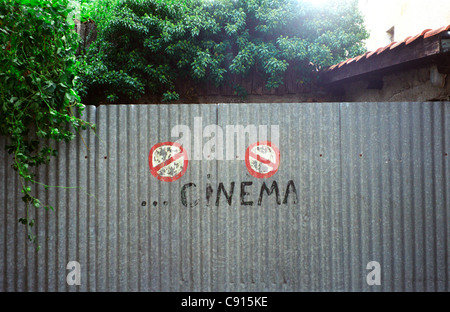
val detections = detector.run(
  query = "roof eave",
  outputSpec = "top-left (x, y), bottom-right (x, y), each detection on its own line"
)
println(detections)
top-left (320, 26), bottom-right (450, 85)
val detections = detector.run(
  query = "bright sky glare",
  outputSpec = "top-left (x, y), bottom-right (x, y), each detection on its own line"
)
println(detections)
top-left (300, 0), bottom-right (334, 6)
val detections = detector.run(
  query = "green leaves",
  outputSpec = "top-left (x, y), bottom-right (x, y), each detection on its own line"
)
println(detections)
top-left (77, 0), bottom-right (368, 103)
top-left (1, 0), bottom-right (95, 247)
top-left (162, 91), bottom-right (179, 102)
top-left (0, 0), bottom-right (368, 248)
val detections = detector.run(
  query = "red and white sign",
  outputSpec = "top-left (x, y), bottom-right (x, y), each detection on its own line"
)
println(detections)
top-left (149, 142), bottom-right (188, 182)
top-left (245, 141), bottom-right (280, 179)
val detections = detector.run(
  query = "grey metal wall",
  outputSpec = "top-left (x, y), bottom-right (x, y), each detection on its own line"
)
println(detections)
top-left (0, 102), bottom-right (448, 291)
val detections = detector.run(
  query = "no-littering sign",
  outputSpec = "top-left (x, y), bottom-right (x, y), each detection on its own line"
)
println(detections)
top-left (245, 141), bottom-right (280, 179)
top-left (149, 142), bottom-right (188, 182)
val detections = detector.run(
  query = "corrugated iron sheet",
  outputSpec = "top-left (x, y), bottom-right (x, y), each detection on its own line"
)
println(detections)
top-left (0, 102), bottom-right (448, 291)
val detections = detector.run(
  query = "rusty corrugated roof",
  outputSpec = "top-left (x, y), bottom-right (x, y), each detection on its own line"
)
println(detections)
top-left (324, 24), bottom-right (450, 73)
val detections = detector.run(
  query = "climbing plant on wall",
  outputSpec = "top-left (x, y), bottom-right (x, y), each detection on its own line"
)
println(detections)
top-left (0, 0), bottom-right (95, 248)
top-left (76, 0), bottom-right (369, 104)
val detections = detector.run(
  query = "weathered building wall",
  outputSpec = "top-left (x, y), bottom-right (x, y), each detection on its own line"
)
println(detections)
top-left (359, 0), bottom-right (450, 51)
top-left (128, 68), bottom-right (334, 104)
top-left (337, 64), bottom-right (450, 102)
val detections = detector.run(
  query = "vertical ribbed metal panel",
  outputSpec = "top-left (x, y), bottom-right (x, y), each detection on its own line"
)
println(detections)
top-left (0, 102), bottom-right (448, 291)
top-left (214, 103), bottom-right (342, 291)
top-left (340, 102), bottom-right (449, 292)
top-left (0, 105), bottom-right (98, 292)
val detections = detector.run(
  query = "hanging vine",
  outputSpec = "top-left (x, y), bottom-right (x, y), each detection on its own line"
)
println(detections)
top-left (0, 0), bottom-right (95, 249)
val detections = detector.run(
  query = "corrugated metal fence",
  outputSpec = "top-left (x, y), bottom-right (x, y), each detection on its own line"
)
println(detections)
top-left (0, 102), bottom-right (448, 291)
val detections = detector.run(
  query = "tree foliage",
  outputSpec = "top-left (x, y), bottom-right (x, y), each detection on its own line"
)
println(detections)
top-left (76, 0), bottom-right (369, 103)
top-left (0, 0), bottom-right (94, 247)
top-left (0, 0), bottom-right (368, 248)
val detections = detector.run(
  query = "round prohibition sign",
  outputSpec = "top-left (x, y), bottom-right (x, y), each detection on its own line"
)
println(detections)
top-left (245, 141), bottom-right (280, 179)
top-left (149, 142), bottom-right (188, 182)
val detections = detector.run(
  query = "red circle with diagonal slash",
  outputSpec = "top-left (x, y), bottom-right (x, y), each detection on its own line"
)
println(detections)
top-left (149, 142), bottom-right (188, 182)
top-left (245, 141), bottom-right (280, 179)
